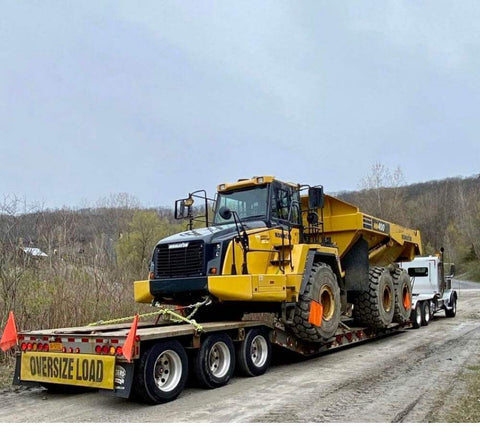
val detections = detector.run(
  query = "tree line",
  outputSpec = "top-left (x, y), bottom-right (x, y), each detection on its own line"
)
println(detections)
top-left (1, 169), bottom-right (479, 338)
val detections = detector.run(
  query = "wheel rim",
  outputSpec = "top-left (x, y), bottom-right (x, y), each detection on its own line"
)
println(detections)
top-left (250, 335), bottom-right (268, 368)
top-left (320, 284), bottom-right (335, 321)
top-left (425, 304), bottom-right (430, 322)
top-left (383, 285), bottom-right (393, 312)
top-left (208, 341), bottom-right (231, 378)
top-left (452, 300), bottom-right (456, 313)
top-left (153, 350), bottom-right (182, 392)
top-left (416, 305), bottom-right (422, 325)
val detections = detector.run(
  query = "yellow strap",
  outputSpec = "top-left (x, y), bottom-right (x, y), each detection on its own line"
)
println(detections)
top-left (87, 308), bottom-right (204, 333)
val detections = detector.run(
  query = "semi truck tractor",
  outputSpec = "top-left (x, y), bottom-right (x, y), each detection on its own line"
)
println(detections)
top-left (399, 249), bottom-right (457, 328)
top-left (10, 176), bottom-right (429, 404)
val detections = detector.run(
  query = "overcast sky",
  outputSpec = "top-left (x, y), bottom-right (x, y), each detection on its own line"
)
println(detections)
top-left (1, 1), bottom-right (479, 209)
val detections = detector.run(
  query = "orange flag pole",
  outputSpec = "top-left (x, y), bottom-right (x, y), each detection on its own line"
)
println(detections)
top-left (0, 311), bottom-right (18, 352)
top-left (122, 314), bottom-right (139, 362)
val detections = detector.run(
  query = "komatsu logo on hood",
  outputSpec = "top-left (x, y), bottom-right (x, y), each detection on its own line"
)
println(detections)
top-left (168, 242), bottom-right (189, 249)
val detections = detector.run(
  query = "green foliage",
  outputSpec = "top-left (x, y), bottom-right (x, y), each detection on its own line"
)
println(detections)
top-left (116, 211), bottom-right (182, 280)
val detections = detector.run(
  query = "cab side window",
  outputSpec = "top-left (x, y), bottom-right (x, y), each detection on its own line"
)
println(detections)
top-left (271, 186), bottom-right (300, 225)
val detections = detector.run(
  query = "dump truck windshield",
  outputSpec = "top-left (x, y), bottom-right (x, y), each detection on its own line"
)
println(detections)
top-left (214, 185), bottom-right (268, 224)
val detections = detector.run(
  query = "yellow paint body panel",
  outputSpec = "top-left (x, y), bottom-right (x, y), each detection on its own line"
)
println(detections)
top-left (20, 352), bottom-right (116, 389)
top-left (134, 280), bottom-right (154, 303)
top-left (303, 194), bottom-right (422, 266)
top-left (208, 274), bottom-right (287, 302)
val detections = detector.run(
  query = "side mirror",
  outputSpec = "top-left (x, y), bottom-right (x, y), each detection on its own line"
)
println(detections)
top-left (449, 264), bottom-right (455, 277)
top-left (174, 197), bottom-right (194, 219)
top-left (309, 186), bottom-right (324, 209)
top-left (218, 206), bottom-right (232, 220)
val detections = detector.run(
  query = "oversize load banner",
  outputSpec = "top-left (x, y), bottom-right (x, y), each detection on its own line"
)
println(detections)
top-left (21, 352), bottom-right (115, 389)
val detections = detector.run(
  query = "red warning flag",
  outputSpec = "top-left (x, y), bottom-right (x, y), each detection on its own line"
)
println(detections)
top-left (0, 311), bottom-right (18, 352)
top-left (308, 300), bottom-right (323, 327)
top-left (122, 314), bottom-right (139, 362)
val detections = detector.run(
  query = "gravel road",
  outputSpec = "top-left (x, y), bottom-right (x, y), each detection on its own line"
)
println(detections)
top-left (1, 282), bottom-right (479, 423)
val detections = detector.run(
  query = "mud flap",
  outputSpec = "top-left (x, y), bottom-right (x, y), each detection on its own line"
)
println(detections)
top-left (101, 362), bottom-right (135, 399)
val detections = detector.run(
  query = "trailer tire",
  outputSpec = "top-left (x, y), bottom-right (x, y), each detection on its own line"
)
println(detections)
top-left (237, 328), bottom-right (271, 377)
top-left (193, 333), bottom-right (235, 389)
top-left (421, 301), bottom-right (431, 326)
top-left (446, 296), bottom-right (457, 318)
top-left (132, 340), bottom-right (188, 404)
top-left (392, 269), bottom-right (412, 323)
top-left (411, 302), bottom-right (422, 329)
top-left (353, 267), bottom-right (395, 328)
top-left (291, 262), bottom-right (341, 342)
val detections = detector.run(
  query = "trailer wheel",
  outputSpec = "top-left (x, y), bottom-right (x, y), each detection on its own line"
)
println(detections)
top-left (291, 262), bottom-right (341, 342)
top-left (353, 267), bottom-right (395, 328)
top-left (421, 301), bottom-right (431, 326)
top-left (392, 269), bottom-right (412, 323)
top-left (132, 340), bottom-right (188, 404)
top-left (193, 333), bottom-right (235, 389)
top-left (237, 328), bottom-right (271, 377)
top-left (411, 302), bottom-right (422, 329)
top-left (446, 296), bottom-right (457, 318)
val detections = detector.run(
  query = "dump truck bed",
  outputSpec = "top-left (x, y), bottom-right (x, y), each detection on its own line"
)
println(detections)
top-left (320, 194), bottom-right (422, 266)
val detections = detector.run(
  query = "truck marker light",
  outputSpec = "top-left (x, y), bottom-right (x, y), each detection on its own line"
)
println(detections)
top-left (209, 267), bottom-right (217, 275)
top-left (109, 346), bottom-right (116, 355)
top-left (82, 338), bottom-right (88, 343)
top-left (62, 347), bottom-right (66, 353)
top-left (43, 344), bottom-right (49, 352)
top-left (37, 343), bottom-right (43, 351)
top-left (116, 346), bottom-right (123, 356)
top-left (75, 348), bottom-right (81, 353)
top-left (27, 343), bottom-right (32, 351)
top-left (148, 272), bottom-right (154, 280)
top-left (32, 343), bottom-right (37, 351)
top-left (95, 345), bottom-right (102, 354)
top-left (68, 347), bottom-right (73, 353)
top-left (21, 343), bottom-right (27, 351)
top-left (110, 339), bottom-right (119, 344)
top-left (102, 345), bottom-right (109, 354)
top-left (68, 338), bottom-right (75, 343)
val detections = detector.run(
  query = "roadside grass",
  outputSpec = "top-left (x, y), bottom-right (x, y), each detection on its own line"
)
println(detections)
top-left (446, 365), bottom-right (480, 422)
top-left (0, 355), bottom-right (15, 391)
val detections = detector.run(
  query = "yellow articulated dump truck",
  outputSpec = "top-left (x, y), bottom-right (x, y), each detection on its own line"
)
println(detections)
top-left (136, 175), bottom-right (421, 337)
top-left (10, 176), bottom-right (425, 404)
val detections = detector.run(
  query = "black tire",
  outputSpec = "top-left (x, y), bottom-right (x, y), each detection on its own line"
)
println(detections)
top-left (353, 267), bottom-right (395, 328)
top-left (421, 301), bottom-right (431, 326)
top-left (411, 302), bottom-right (422, 329)
top-left (193, 333), bottom-right (235, 389)
top-left (392, 269), bottom-right (412, 323)
top-left (291, 263), bottom-right (341, 342)
top-left (132, 340), bottom-right (188, 404)
top-left (237, 328), bottom-right (272, 377)
top-left (446, 296), bottom-right (457, 317)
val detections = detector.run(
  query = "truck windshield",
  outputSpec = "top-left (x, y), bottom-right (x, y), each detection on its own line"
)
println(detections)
top-left (214, 186), bottom-right (268, 224)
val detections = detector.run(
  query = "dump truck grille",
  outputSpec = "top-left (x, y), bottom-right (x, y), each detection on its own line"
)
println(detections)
top-left (154, 241), bottom-right (205, 278)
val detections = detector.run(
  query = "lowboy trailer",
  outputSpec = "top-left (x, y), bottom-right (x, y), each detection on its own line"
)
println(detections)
top-left (13, 314), bottom-right (411, 404)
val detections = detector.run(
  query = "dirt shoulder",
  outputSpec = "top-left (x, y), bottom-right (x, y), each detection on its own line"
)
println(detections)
top-left (0, 285), bottom-right (479, 422)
